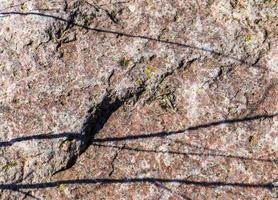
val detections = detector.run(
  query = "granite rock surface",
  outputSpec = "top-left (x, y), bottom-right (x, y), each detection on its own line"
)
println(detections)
top-left (0, 0), bottom-right (277, 199)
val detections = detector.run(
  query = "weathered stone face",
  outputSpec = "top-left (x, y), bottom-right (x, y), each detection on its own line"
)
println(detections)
top-left (0, 0), bottom-right (277, 199)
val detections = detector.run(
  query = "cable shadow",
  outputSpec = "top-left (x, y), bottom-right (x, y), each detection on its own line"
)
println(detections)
top-left (91, 143), bottom-right (278, 163)
top-left (0, 178), bottom-right (275, 191)
top-left (92, 113), bottom-right (277, 142)
top-left (0, 113), bottom-right (276, 149)
top-left (0, 132), bottom-right (81, 148)
top-left (0, 11), bottom-right (258, 67)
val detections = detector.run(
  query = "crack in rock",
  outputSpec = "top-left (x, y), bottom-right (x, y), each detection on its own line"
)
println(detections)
top-left (108, 144), bottom-right (126, 177)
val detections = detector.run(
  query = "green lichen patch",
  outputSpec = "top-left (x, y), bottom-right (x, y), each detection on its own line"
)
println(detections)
top-left (145, 65), bottom-right (157, 80)
top-left (2, 162), bottom-right (17, 172)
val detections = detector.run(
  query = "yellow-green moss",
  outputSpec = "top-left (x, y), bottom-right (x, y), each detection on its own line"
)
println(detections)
top-left (145, 65), bottom-right (156, 79)
top-left (2, 162), bottom-right (17, 172)
top-left (245, 35), bottom-right (253, 43)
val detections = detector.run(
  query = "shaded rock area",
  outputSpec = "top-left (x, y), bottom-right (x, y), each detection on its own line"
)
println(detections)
top-left (0, 0), bottom-right (277, 199)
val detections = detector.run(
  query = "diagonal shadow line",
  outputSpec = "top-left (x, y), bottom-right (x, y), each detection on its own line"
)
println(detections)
top-left (0, 178), bottom-right (275, 190)
top-left (92, 113), bottom-right (278, 142)
top-left (0, 132), bottom-right (81, 148)
top-left (0, 113), bottom-right (276, 148)
top-left (91, 143), bottom-right (278, 163)
top-left (0, 11), bottom-right (256, 66)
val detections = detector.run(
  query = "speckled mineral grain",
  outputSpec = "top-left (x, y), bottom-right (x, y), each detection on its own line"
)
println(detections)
top-left (0, 0), bottom-right (277, 199)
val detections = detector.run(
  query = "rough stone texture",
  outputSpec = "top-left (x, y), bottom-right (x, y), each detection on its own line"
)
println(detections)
top-left (0, 0), bottom-right (277, 199)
